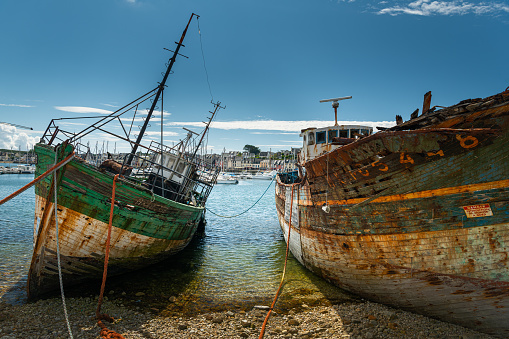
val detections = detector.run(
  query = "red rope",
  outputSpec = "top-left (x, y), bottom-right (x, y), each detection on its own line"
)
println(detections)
top-left (0, 152), bottom-right (75, 206)
top-left (96, 174), bottom-right (126, 339)
top-left (258, 183), bottom-right (299, 339)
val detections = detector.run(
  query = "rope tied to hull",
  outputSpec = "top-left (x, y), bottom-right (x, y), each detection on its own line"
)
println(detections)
top-left (96, 174), bottom-right (126, 339)
top-left (258, 182), bottom-right (300, 339)
top-left (53, 145), bottom-right (75, 339)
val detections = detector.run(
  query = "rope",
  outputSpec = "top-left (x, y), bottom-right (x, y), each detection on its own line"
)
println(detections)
top-left (258, 183), bottom-right (299, 339)
top-left (0, 152), bottom-right (75, 206)
top-left (196, 17), bottom-right (214, 102)
top-left (207, 176), bottom-right (275, 218)
top-left (53, 146), bottom-right (74, 339)
top-left (96, 174), bottom-right (126, 339)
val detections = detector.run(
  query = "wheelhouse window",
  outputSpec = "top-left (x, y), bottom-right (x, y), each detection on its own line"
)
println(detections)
top-left (328, 130), bottom-right (338, 143)
top-left (350, 129), bottom-right (360, 138)
top-left (339, 130), bottom-right (348, 138)
top-left (316, 131), bottom-right (326, 144)
top-left (308, 132), bottom-right (315, 145)
top-left (361, 129), bottom-right (370, 136)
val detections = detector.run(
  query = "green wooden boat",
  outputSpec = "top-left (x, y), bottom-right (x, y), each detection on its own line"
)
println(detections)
top-left (27, 14), bottom-right (221, 298)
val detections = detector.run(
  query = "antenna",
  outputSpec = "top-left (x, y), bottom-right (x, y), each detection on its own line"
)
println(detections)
top-left (319, 96), bottom-right (352, 126)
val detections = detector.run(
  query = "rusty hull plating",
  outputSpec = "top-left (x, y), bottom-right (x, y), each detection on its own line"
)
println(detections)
top-left (276, 89), bottom-right (509, 337)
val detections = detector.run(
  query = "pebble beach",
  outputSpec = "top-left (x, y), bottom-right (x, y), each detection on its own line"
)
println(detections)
top-left (0, 295), bottom-right (496, 339)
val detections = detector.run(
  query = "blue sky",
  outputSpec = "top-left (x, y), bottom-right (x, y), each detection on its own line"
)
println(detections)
top-left (0, 0), bottom-right (508, 154)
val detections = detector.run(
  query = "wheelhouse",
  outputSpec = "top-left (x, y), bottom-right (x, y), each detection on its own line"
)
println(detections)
top-left (300, 125), bottom-right (373, 161)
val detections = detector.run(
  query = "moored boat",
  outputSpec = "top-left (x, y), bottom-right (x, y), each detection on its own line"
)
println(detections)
top-left (276, 90), bottom-right (509, 337)
top-left (216, 172), bottom-right (239, 184)
top-left (27, 14), bottom-right (222, 298)
top-left (16, 164), bottom-right (36, 174)
top-left (253, 170), bottom-right (277, 180)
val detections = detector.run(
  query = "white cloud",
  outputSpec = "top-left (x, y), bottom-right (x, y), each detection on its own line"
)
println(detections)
top-left (257, 144), bottom-right (303, 148)
top-left (143, 131), bottom-right (180, 137)
top-left (250, 131), bottom-right (300, 135)
top-left (378, 0), bottom-right (509, 16)
top-left (0, 103), bottom-right (34, 108)
top-left (54, 106), bottom-right (114, 115)
top-left (58, 121), bottom-right (89, 126)
top-left (165, 119), bottom-right (395, 132)
top-left (0, 124), bottom-right (39, 150)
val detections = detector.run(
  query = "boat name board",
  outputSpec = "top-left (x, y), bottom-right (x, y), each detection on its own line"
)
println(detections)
top-left (343, 133), bottom-right (485, 183)
top-left (462, 204), bottom-right (493, 218)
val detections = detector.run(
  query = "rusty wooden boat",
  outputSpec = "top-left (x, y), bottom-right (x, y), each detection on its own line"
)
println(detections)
top-left (276, 89), bottom-right (509, 337)
top-left (27, 14), bottom-right (222, 298)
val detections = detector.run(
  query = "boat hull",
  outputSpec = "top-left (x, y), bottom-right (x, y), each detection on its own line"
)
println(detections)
top-left (28, 143), bottom-right (204, 298)
top-left (276, 93), bottom-right (509, 337)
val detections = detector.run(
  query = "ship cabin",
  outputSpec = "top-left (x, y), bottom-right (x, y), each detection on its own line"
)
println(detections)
top-left (300, 125), bottom-right (373, 161)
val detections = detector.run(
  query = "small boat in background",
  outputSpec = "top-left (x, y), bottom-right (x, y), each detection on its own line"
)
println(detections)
top-left (16, 164), bottom-right (36, 174)
top-left (276, 90), bottom-right (509, 337)
top-left (252, 170), bottom-right (277, 180)
top-left (216, 172), bottom-right (239, 184)
top-left (238, 171), bottom-right (253, 179)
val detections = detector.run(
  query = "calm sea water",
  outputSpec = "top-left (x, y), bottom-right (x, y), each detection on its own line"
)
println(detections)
top-left (0, 172), bottom-right (351, 312)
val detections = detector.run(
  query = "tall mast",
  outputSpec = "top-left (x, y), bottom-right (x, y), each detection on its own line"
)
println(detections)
top-left (126, 13), bottom-right (198, 166)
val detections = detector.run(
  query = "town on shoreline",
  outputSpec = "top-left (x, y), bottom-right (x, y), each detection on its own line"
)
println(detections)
top-left (0, 145), bottom-right (302, 172)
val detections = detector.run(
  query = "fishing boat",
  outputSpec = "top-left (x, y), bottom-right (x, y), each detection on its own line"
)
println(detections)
top-left (216, 172), bottom-right (239, 184)
top-left (252, 170), bottom-right (277, 180)
top-left (276, 89), bottom-right (509, 337)
top-left (238, 171), bottom-right (253, 180)
top-left (16, 164), bottom-right (36, 174)
top-left (27, 14), bottom-right (222, 298)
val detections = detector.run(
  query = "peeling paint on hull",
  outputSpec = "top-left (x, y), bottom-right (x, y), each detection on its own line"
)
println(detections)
top-left (276, 90), bottom-right (509, 337)
top-left (28, 143), bottom-right (204, 298)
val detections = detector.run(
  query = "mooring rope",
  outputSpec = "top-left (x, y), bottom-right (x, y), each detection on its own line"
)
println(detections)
top-left (206, 176), bottom-right (276, 218)
top-left (53, 146), bottom-right (74, 339)
top-left (258, 182), bottom-right (299, 339)
top-left (96, 174), bottom-right (126, 339)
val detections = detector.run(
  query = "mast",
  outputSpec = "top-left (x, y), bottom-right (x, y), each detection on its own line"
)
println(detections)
top-left (126, 13), bottom-right (199, 166)
top-left (190, 101), bottom-right (224, 160)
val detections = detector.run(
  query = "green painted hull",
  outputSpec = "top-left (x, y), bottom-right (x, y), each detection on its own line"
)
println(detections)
top-left (28, 143), bottom-right (205, 298)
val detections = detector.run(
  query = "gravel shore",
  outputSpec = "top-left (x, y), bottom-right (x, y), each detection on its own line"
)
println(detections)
top-left (0, 295), bottom-right (496, 338)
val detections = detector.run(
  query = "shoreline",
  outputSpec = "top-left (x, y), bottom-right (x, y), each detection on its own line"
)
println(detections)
top-left (0, 295), bottom-right (496, 338)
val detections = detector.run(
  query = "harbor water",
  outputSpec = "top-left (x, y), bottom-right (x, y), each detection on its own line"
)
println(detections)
top-left (0, 172), bottom-right (352, 313)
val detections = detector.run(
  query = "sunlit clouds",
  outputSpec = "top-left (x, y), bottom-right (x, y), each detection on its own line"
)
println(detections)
top-left (378, 0), bottom-right (509, 16)
top-left (0, 103), bottom-right (34, 108)
top-left (54, 106), bottom-right (114, 115)
top-left (165, 119), bottom-right (395, 132)
top-left (0, 124), bottom-right (39, 150)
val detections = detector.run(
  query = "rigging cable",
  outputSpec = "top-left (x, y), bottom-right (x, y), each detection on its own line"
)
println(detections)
top-left (206, 176), bottom-right (276, 218)
top-left (196, 16), bottom-right (214, 102)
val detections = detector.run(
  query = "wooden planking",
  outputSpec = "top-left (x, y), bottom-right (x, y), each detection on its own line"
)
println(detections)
top-left (30, 195), bottom-right (191, 296)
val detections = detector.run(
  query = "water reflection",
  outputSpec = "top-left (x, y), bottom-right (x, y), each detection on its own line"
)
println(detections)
top-left (0, 176), bottom-right (353, 312)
